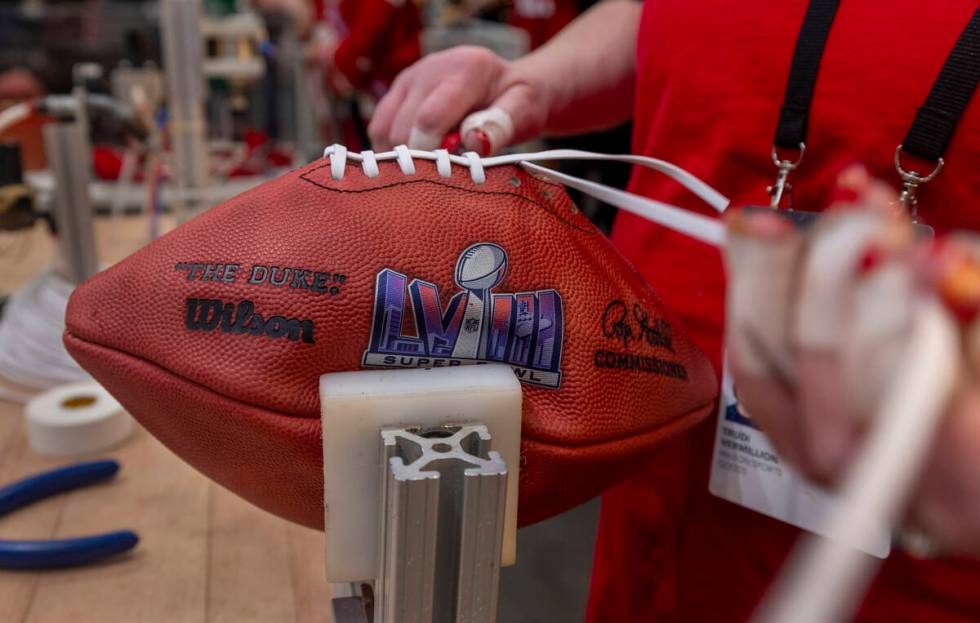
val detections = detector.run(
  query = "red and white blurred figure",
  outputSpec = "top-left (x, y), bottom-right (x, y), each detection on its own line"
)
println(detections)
top-left (251, 0), bottom-right (422, 99)
top-left (725, 166), bottom-right (980, 556)
top-left (509, 0), bottom-right (580, 50)
top-left (310, 0), bottom-right (422, 99)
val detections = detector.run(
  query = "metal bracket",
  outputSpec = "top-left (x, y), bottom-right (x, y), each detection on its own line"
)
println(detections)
top-left (333, 424), bottom-right (508, 623)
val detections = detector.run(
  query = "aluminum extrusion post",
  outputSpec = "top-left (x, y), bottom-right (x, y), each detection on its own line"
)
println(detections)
top-left (332, 424), bottom-right (508, 623)
top-left (160, 0), bottom-right (210, 218)
top-left (43, 122), bottom-right (98, 284)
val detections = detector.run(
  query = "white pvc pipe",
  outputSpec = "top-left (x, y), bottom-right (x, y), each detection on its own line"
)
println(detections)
top-left (753, 299), bottom-right (959, 623)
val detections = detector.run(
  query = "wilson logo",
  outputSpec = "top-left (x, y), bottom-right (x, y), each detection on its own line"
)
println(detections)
top-left (185, 298), bottom-right (315, 343)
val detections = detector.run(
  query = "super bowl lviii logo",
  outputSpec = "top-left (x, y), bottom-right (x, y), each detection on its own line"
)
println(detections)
top-left (362, 243), bottom-right (564, 388)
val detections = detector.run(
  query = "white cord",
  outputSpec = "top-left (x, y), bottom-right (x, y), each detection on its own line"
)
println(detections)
top-left (752, 299), bottom-right (958, 623)
top-left (321, 144), bottom-right (730, 214)
top-left (521, 162), bottom-right (727, 247)
top-left (0, 271), bottom-right (91, 402)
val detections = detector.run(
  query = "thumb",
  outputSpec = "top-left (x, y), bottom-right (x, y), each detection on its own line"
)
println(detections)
top-left (460, 82), bottom-right (545, 155)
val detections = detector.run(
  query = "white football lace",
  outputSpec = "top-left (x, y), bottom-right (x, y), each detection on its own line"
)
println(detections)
top-left (322, 144), bottom-right (730, 245)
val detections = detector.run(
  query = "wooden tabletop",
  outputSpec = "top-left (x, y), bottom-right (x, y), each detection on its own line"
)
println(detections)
top-left (0, 216), bottom-right (333, 622)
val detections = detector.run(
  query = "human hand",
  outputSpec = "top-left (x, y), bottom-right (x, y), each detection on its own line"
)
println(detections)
top-left (725, 166), bottom-right (980, 555)
top-left (367, 46), bottom-right (548, 154)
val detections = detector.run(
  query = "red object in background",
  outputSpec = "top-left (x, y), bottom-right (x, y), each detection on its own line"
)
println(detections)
top-left (589, 1), bottom-right (980, 622)
top-left (64, 155), bottom-right (717, 530)
top-left (91, 146), bottom-right (149, 182)
top-left (317, 0), bottom-right (422, 93)
top-left (242, 128), bottom-right (267, 151)
top-left (227, 129), bottom-right (294, 177)
top-left (93, 131), bottom-right (293, 182)
top-left (509, 0), bottom-right (581, 50)
top-left (0, 109), bottom-right (46, 171)
top-left (92, 145), bottom-right (124, 181)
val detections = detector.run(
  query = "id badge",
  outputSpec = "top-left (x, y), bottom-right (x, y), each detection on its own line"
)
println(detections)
top-left (708, 206), bottom-right (931, 557)
top-left (709, 358), bottom-right (891, 558)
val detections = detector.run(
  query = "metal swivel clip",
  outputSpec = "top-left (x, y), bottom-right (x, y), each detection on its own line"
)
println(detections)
top-left (894, 145), bottom-right (944, 222)
top-left (767, 143), bottom-right (805, 210)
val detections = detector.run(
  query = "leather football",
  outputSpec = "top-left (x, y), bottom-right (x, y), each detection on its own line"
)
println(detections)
top-left (64, 148), bottom-right (718, 528)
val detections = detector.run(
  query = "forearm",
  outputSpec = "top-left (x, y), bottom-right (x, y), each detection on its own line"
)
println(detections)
top-left (512, 0), bottom-right (641, 136)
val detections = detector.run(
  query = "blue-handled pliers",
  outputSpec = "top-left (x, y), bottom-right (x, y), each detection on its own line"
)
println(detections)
top-left (0, 460), bottom-right (139, 569)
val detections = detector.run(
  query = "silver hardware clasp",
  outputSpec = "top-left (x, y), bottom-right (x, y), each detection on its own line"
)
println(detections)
top-left (894, 145), bottom-right (943, 221)
top-left (767, 143), bottom-right (805, 210)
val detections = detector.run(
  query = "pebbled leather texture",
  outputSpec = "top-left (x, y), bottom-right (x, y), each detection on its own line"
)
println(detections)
top-left (64, 156), bottom-right (718, 528)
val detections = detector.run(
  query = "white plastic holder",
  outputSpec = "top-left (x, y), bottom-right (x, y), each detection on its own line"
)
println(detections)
top-left (321, 365), bottom-right (522, 623)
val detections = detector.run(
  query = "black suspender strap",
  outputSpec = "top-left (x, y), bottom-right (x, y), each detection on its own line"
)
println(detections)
top-left (774, 0), bottom-right (841, 151)
top-left (901, 5), bottom-right (980, 164)
top-left (768, 2), bottom-right (980, 216)
top-left (895, 5), bottom-right (980, 217)
top-left (768, 0), bottom-right (841, 208)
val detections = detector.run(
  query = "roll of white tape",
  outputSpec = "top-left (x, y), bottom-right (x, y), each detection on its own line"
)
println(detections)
top-left (25, 382), bottom-right (134, 456)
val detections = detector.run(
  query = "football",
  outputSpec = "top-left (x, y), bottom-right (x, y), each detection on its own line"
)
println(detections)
top-left (63, 147), bottom-right (718, 528)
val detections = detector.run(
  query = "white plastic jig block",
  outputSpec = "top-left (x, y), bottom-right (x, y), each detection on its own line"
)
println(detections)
top-left (321, 364), bottom-right (522, 582)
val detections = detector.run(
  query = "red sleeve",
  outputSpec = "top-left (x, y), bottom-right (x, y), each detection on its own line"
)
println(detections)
top-left (333, 0), bottom-right (421, 89)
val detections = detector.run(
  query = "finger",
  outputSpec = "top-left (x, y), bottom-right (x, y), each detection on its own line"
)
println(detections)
top-left (388, 86), bottom-right (431, 149)
top-left (407, 76), bottom-right (493, 151)
top-left (368, 74), bottom-right (411, 150)
top-left (794, 207), bottom-right (911, 479)
top-left (827, 163), bottom-right (903, 217)
top-left (461, 81), bottom-right (547, 154)
top-left (795, 353), bottom-right (862, 479)
top-left (932, 234), bottom-right (980, 366)
top-left (729, 358), bottom-right (808, 468)
top-left (724, 208), bottom-right (802, 383)
top-left (794, 211), bottom-right (884, 353)
top-left (841, 224), bottom-right (917, 415)
top-left (909, 387), bottom-right (980, 555)
top-left (829, 166), bottom-right (915, 415)
top-left (724, 208), bottom-right (806, 461)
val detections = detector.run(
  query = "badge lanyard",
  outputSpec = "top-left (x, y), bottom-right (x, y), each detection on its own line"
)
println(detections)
top-left (768, 2), bottom-right (980, 220)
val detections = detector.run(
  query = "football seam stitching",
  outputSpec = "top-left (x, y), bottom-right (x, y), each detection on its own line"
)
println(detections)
top-left (64, 329), bottom-right (717, 449)
top-left (296, 166), bottom-right (595, 234)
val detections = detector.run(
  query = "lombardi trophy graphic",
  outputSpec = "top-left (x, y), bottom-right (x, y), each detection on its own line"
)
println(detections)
top-left (451, 243), bottom-right (508, 360)
top-left (362, 241), bottom-right (564, 387)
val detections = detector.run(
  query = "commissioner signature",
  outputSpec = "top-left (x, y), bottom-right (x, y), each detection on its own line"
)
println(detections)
top-left (601, 300), bottom-right (674, 352)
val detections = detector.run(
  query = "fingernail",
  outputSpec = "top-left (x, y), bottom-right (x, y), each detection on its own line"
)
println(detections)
top-left (856, 244), bottom-right (886, 276)
top-left (440, 131), bottom-right (463, 154)
top-left (460, 108), bottom-right (514, 155)
top-left (462, 128), bottom-right (492, 157)
top-left (407, 126), bottom-right (441, 151)
top-left (933, 240), bottom-right (980, 324)
top-left (725, 207), bottom-right (793, 239)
